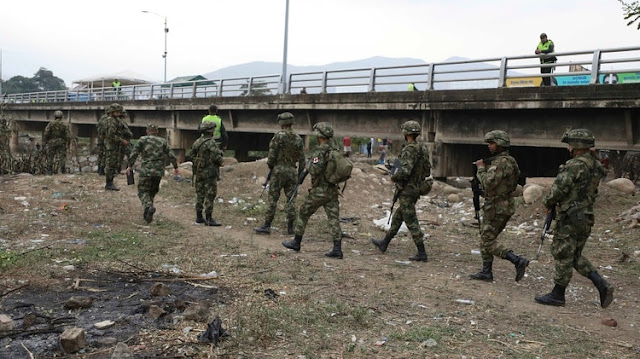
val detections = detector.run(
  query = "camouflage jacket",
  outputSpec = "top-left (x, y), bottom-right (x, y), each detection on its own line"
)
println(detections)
top-left (543, 152), bottom-right (606, 213)
top-left (97, 115), bottom-right (108, 142)
top-left (186, 135), bottom-right (223, 179)
top-left (128, 135), bottom-right (178, 177)
top-left (117, 118), bottom-right (133, 140)
top-left (43, 119), bottom-right (69, 146)
top-left (391, 141), bottom-right (431, 196)
top-left (267, 128), bottom-right (304, 171)
top-left (307, 141), bottom-right (337, 188)
top-left (477, 150), bottom-right (520, 201)
top-left (104, 116), bottom-right (126, 146)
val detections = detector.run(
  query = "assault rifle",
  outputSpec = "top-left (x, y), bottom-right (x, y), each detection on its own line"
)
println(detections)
top-left (387, 158), bottom-right (402, 225)
top-left (288, 169), bottom-right (308, 204)
top-left (259, 169), bottom-right (272, 200)
top-left (470, 156), bottom-right (496, 227)
top-left (536, 207), bottom-right (556, 260)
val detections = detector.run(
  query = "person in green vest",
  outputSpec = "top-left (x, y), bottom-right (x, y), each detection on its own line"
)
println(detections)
top-left (408, 82), bottom-right (419, 91)
top-left (199, 104), bottom-right (229, 150)
top-left (112, 79), bottom-right (121, 99)
top-left (535, 33), bottom-right (557, 86)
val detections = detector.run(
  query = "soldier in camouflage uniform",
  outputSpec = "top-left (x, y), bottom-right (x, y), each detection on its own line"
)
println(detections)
top-left (255, 112), bottom-right (305, 235)
top-left (96, 106), bottom-right (111, 175)
top-left (535, 129), bottom-right (614, 308)
top-left (469, 130), bottom-right (529, 282)
top-left (103, 103), bottom-right (129, 191)
top-left (621, 150), bottom-right (640, 184)
top-left (371, 120), bottom-right (431, 261)
top-left (117, 110), bottom-right (133, 172)
top-left (282, 122), bottom-right (344, 259)
top-left (42, 110), bottom-right (70, 174)
top-left (185, 121), bottom-right (224, 226)
top-left (126, 124), bottom-right (178, 223)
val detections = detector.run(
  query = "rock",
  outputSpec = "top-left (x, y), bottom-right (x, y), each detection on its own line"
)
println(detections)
top-left (512, 184), bottom-right (523, 198)
top-left (94, 320), bottom-right (115, 329)
top-left (447, 193), bottom-right (461, 203)
top-left (95, 337), bottom-right (118, 347)
top-left (523, 184), bottom-right (545, 204)
top-left (59, 327), bottom-right (86, 354)
top-left (606, 178), bottom-right (636, 195)
top-left (88, 155), bottom-right (98, 162)
top-left (601, 317), bottom-right (618, 327)
top-left (222, 157), bottom-right (238, 166)
top-left (0, 314), bottom-right (14, 331)
top-left (22, 312), bottom-right (37, 329)
top-left (373, 165), bottom-right (389, 174)
top-left (256, 176), bottom-right (266, 185)
top-left (351, 167), bottom-right (363, 176)
top-left (184, 303), bottom-right (210, 322)
top-left (64, 296), bottom-right (94, 309)
top-left (150, 282), bottom-right (171, 297)
top-left (81, 166), bottom-right (93, 173)
top-left (148, 305), bottom-right (167, 319)
top-left (442, 184), bottom-right (460, 195)
top-left (111, 342), bottom-right (133, 359)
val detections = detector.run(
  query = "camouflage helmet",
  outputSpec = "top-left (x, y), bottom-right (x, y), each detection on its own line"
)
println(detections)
top-left (53, 110), bottom-right (63, 118)
top-left (484, 130), bottom-right (510, 147)
top-left (277, 112), bottom-right (295, 126)
top-left (561, 128), bottom-right (595, 149)
top-left (108, 103), bottom-right (123, 113)
top-left (201, 121), bottom-right (217, 133)
top-left (401, 120), bottom-right (421, 136)
top-left (313, 122), bottom-right (334, 138)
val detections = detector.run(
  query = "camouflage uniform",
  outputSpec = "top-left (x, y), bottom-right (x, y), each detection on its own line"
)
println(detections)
top-left (127, 124), bottom-right (178, 223)
top-left (255, 112), bottom-right (305, 235)
top-left (536, 129), bottom-right (614, 308)
top-left (96, 108), bottom-right (110, 175)
top-left (117, 112), bottom-right (133, 171)
top-left (185, 122), bottom-right (224, 226)
top-left (103, 103), bottom-right (127, 190)
top-left (282, 122), bottom-right (344, 259)
top-left (42, 111), bottom-right (70, 174)
top-left (621, 150), bottom-right (640, 183)
top-left (470, 130), bottom-right (529, 282)
top-left (371, 120), bottom-right (431, 261)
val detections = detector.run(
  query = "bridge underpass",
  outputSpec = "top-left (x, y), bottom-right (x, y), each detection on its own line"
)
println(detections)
top-left (4, 83), bottom-right (640, 177)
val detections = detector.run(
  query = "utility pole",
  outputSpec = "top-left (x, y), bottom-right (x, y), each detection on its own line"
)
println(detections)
top-left (279, 0), bottom-right (290, 94)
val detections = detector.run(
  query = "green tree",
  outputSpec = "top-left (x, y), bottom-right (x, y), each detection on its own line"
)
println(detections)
top-left (3, 67), bottom-right (66, 94)
top-left (3, 76), bottom-right (39, 94)
top-left (619, 0), bottom-right (640, 29)
top-left (240, 81), bottom-right (272, 96)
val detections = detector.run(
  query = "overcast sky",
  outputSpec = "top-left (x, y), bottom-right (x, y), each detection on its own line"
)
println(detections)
top-left (0, 0), bottom-right (637, 86)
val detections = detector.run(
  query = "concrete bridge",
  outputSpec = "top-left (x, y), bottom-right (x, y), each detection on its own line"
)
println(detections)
top-left (5, 83), bottom-right (640, 178)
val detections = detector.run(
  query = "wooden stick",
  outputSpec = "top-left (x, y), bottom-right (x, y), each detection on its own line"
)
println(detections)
top-left (0, 284), bottom-right (28, 298)
top-left (20, 341), bottom-right (35, 359)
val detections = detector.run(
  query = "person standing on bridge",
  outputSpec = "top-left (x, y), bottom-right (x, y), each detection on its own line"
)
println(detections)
top-left (469, 130), bottom-right (529, 283)
top-left (103, 103), bottom-right (129, 190)
top-left (371, 120), bottom-right (431, 262)
top-left (199, 104), bottom-right (229, 150)
top-left (185, 121), bottom-right (224, 226)
top-left (535, 33), bottom-right (557, 86)
top-left (42, 110), bottom-right (70, 174)
top-left (255, 112), bottom-right (305, 235)
top-left (535, 129), bottom-right (614, 308)
top-left (112, 79), bottom-right (121, 99)
top-left (282, 122), bottom-right (345, 259)
top-left (126, 124), bottom-right (178, 223)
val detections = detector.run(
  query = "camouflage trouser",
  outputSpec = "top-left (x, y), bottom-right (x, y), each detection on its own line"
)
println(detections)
top-left (621, 152), bottom-right (640, 182)
top-left (389, 194), bottom-right (424, 245)
top-left (264, 166), bottom-right (297, 224)
top-left (551, 211), bottom-right (596, 287)
top-left (46, 142), bottom-right (67, 173)
top-left (137, 176), bottom-right (161, 210)
top-left (97, 141), bottom-right (105, 169)
top-left (195, 175), bottom-right (217, 216)
top-left (104, 142), bottom-right (121, 182)
top-left (479, 198), bottom-right (515, 263)
top-left (295, 185), bottom-right (342, 242)
top-left (119, 143), bottom-right (131, 171)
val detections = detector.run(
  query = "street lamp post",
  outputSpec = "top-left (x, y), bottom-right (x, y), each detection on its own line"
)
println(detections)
top-left (142, 11), bottom-right (169, 83)
top-left (279, 0), bottom-right (290, 94)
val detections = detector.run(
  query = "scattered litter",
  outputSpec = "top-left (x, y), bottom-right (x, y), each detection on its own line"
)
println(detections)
top-left (471, 249), bottom-right (481, 255)
top-left (395, 260), bottom-right (411, 265)
top-left (220, 253), bottom-right (247, 257)
top-left (58, 203), bottom-right (69, 211)
top-left (62, 265), bottom-right (75, 271)
top-left (201, 271), bottom-right (218, 278)
top-left (94, 320), bottom-right (115, 329)
top-left (264, 288), bottom-right (279, 300)
top-left (373, 211), bottom-right (408, 232)
top-left (13, 196), bottom-right (27, 201)
top-left (51, 192), bottom-right (64, 199)
top-left (246, 217), bottom-right (257, 222)
top-left (182, 326), bottom-right (193, 334)
top-left (455, 299), bottom-right (475, 305)
top-left (161, 264), bottom-right (181, 274)
top-left (374, 337), bottom-right (388, 346)
top-left (420, 338), bottom-right (438, 348)
top-left (225, 225), bottom-right (232, 229)
top-left (198, 316), bottom-right (229, 345)
top-left (351, 335), bottom-right (357, 342)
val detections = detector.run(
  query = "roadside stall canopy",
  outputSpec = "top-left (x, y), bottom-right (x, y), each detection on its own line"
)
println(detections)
top-left (71, 71), bottom-right (155, 90)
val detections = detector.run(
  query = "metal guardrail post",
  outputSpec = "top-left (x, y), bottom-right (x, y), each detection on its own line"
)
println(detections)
top-left (218, 80), bottom-right (224, 97)
top-left (321, 71), bottom-right (328, 94)
top-left (368, 68), bottom-right (376, 92)
top-left (590, 49), bottom-right (602, 85)
top-left (248, 77), bottom-right (253, 96)
top-left (287, 73), bottom-right (293, 94)
top-left (426, 63), bottom-right (434, 90)
top-left (169, 83), bottom-right (175, 99)
top-left (191, 82), bottom-right (197, 98)
top-left (498, 57), bottom-right (507, 88)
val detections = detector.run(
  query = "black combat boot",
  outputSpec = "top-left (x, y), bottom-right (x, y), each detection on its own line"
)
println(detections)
top-left (588, 271), bottom-right (614, 308)
top-left (287, 219), bottom-right (295, 235)
top-left (505, 251), bottom-right (529, 282)
top-left (282, 234), bottom-right (302, 252)
top-left (144, 206), bottom-right (156, 224)
top-left (196, 211), bottom-right (204, 224)
top-left (98, 166), bottom-right (105, 176)
top-left (371, 234), bottom-right (393, 253)
top-left (105, 181), bottom-right (120, 191)
top-left (535, 284), bottom-right (566, 306)
top-left (409, 242), bottom-right (428, 262)
top-left (205, 213), bottom-right (221, 227)
top-left (255, 221), bottom-right (271, 234)
top-left (325, 241), bottom-right (343, 259)
top-left (61, 166), bottom-right (66, 174)
top-left (469, 262), bottom-right (493, 281)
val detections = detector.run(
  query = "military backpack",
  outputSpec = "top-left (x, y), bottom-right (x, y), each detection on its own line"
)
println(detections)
top-left (324, 148), bottom-right (353, 184)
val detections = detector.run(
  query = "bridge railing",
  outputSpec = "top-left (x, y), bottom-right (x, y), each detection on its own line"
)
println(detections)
top-left (5, 47), bottom-right (640, 103)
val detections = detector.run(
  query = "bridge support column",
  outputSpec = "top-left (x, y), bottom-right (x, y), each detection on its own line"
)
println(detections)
top-left (167, 128), bottom-right (187, 162)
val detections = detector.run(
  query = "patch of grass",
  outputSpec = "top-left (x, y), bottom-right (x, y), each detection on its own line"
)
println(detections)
top-left (388, 323), bottom-right (460, 343)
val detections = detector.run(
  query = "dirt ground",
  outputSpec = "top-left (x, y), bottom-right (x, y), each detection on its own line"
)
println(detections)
top-left (0, 155), bottom-right (638, 358)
